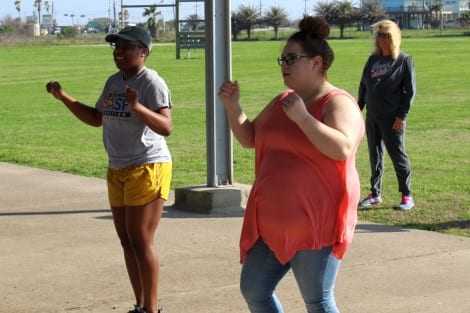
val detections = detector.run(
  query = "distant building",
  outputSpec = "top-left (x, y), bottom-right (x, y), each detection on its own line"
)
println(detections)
top-left (378, 0), bottom-right (469, 28)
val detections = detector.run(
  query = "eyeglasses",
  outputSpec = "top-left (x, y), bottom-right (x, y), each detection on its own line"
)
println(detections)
top-left (377, 32), bottom-right (391, 39)
top-left (277, 54), bottom-right (313, 66)
top-left (110, 41), bottom-right (144, 50)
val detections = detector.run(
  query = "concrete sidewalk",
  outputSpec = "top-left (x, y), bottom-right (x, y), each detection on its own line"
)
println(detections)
top-left (1, 162), bottom-right (469, 313)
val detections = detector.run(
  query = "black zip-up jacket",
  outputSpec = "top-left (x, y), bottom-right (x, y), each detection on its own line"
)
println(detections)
top-left (358, 52), bottom-right (416, 119)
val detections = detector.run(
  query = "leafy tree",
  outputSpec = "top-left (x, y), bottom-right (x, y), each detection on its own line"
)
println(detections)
top-left (143, 6), bottom-right (160, 38)
top-left (60, 26), bottom-right (77, 38)
top-left (164, 19), bottom-right (175, 32)
top-left (0, 23), bottom-right (13, 34)
top-left (0, 14), bottom-right (32, 36)
top-left (231, 11), bottom-right (244, 40)
top-left (238, 4), bottom-right (260, 40)
top-left (263, 5), bottom-right (288, 40)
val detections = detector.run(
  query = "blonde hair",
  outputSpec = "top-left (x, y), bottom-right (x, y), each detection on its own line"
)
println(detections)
top-left (371, 19), bottom-right (401, 60)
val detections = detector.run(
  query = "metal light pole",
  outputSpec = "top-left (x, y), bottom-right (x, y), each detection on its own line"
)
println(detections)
top-left (205, 0), bottom-right (233, 186)
top-left (120, 0), bottom-right (124, 29)
top-left (78, 14), bottom-right (85, 31)
top-left (64, 13), bottom-right (75, 26)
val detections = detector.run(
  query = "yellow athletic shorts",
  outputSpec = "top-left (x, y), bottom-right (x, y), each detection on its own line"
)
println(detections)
top-left (107, 162), bottom-right (172, 207)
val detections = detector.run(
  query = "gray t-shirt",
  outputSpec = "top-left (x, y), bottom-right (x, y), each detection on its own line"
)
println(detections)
top-left (96, 66), bottom-right (172, 169)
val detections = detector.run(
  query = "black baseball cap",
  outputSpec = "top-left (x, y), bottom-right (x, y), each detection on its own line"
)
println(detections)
top-left (105, 26), bottom-right (152, 52)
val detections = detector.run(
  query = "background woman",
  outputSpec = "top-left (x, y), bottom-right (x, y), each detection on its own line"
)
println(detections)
top-left (358, 20), bottom-right (416, 210)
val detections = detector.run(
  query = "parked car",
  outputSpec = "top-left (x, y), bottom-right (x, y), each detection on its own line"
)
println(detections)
top-left (444, 17), bottom-right (468, 28)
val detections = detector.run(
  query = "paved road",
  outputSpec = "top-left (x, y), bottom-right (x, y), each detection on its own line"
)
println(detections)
top-left (1, 162), bottom-right (469, 313)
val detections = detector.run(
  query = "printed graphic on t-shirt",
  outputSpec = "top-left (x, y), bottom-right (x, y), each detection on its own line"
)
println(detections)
top-left (370, 60), bottom-right (392, 79)
top-left (370, 59), bottom-right (392, 90)
top-left (102, 88), bottom-right (131, 118)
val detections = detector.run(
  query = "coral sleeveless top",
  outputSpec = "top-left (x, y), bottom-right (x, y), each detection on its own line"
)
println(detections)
top-left (240, 89), bottom-right (364, 265)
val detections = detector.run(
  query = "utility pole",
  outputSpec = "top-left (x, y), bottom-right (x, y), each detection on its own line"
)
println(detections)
top-left (113, 0), bottom-right (117, 28)
top-left (120, 0), bottom-right (124, 29)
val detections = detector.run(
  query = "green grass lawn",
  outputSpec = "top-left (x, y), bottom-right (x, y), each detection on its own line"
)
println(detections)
top-left (0, 35), bottom-right (468, 236)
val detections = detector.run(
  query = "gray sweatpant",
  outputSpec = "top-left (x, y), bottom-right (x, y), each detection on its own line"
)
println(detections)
top-left (365, 114), bottom-right (412, 197)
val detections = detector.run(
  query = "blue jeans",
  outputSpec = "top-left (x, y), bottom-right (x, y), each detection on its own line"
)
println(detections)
top-left (240, 238), bottom-right (340, 313)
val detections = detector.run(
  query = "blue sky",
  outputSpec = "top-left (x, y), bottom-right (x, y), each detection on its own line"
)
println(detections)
top-left (1, 0), bottom-right (312, 26)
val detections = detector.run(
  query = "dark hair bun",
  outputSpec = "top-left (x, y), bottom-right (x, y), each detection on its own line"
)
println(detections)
top-left (298, 16), bottom-right (330, 40)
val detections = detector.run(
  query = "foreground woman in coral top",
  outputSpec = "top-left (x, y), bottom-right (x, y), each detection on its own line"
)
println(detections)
top-left (219, 16), bottom-right (364, 313)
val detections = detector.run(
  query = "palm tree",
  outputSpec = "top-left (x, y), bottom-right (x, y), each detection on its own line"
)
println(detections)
top-left (359, 0), bottom-right (386, 29)
top-left (429, 4), bottom-right (443, 29)
top-left (186, 13), bottom-right (202, 31)
top-left (34, 0), bottom-right (42, 24)
top-left (455, 12), bottom-right (470, 33)
top-left (264, 6), bottom-right (288, 40)
top-left (460, 11), bottom-right (470, 28)
top-left (238, 4), bottom-right (260, 40)
top-left (119, 9), bottom-right (129, 28)
top-left (143, 5), bottom-right (160, 38)
top-left (44, 1), bottom-right (50, 13)
top-left (314, 1), bottom-right (337, 23)
top-left (315, 0), bottom-right (358, 39)
top-left (334, 1), bottom-right (358, 38)
top-left (14, 1), bottom-right (21, 19)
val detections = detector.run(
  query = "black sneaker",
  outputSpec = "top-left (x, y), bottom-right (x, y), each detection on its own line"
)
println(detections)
top-left (129, 305), bottom-right (162, 313)
top-left (128, 305), bottom-right (145, 313)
